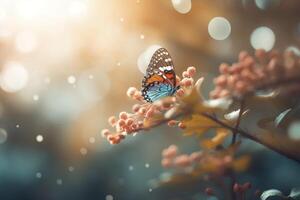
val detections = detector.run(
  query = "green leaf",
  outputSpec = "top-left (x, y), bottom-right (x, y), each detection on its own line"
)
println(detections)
top-left (260, 189), bottom-right (284, 200)
top-left (275, 108), bottom-right (292, 127)
top-left (289, 188), bottom-right (300, 200)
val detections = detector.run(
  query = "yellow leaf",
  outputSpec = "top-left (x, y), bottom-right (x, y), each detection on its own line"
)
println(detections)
top-left (200, 128), bottom-right (229, 149)
top-left (181, 114), bottom-right (221, 136)
top-left (232, 155), bottom-right (251, 172)
top-left (143, 113), bottom-right (164, 128)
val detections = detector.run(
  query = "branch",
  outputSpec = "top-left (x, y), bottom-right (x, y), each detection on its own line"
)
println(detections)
top-left (202, 113), bottom-right (300, 164)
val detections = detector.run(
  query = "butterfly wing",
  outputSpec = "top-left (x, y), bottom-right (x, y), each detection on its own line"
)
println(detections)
top-left (141, 48), bottom-right (178, 102)
top-left (146, 48), bottom-right (176, 87)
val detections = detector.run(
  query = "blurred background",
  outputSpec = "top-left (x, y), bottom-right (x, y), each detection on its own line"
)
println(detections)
top-left (0, 0), bottom-right (299, 199)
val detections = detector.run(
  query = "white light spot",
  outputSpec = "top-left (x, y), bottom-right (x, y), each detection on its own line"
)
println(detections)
top-left (255, 0), bottom-right (280, 10)
top-left (33, 94), bottom-right (39, 101)
top-left (56, 179), bottom-right (63, 185)
top-left (105, 195), bottom-right (114, 200)
top-left (137, 45), bottom-right (161, 74)
top-left (288, 121), bottom-right (300, 140)
top-left (36, 134), bottom-right (43, 143)
top-left (208, 17), bottom-right (231, 40)
top-left (16, 124), bottom-right (20, 128)
top-left (80, 147), bottom-right (87, 155)
top-left (68, 166), bottom-right (75, 172)
top-left (145, 163), bottom-right (150, 168)
top-left (250, 26), bottom-right (275, 51)
top-left (15, 30), bottom-right (38, 53)
top-left (117, 62), bottom-right (121, 66)
top-left (0, 128), bottom-right (7, 144)
top-left (171, 0), bottom-right (192, 14)
top-left (120, 17), bottom-right (124, 22)
top-left (36, 172), bottom-right (42, 178)
top-left (89, 137), bottom-right (95, 144)
top-left (67, 75), bottom-right (76, 84)
top-left (140, 34), bottom-right (145, 39)
top-left (88, 75), bottom-right (94, 79)
top-left (0, 62), bottom-right (29, 93)
top-left (129, 165), bottom-right (134, 171)
top-left (149, 188), bottom-right (153, 192)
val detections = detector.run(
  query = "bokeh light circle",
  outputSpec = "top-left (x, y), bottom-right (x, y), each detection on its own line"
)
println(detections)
top-left (137, 45), bottom-right (161, 74)
top-left (288, 121), bottom-right (300, 140)
top-left (250, 26), bottom-right (275, 51)
top-left (171, 0), bottom-right (192, 14)
top-left (208, 17), bottom-right (231, 40)
top-left (0, 62), bottom-right (29, 93)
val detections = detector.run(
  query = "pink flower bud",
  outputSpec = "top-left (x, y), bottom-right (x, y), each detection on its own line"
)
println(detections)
top-left (182, 71), bottom-right (189, 78)
top-left (187, 66), bottom-right (196, 77)
top-left (190, 152), bottom-right (203, 162)
top-left (161, 158), bottom-right (172, 168)
top-left (119, 112), bottom-right (128, 120)
top-left (176, 88), bottom-right (185, 97)
top-left (174, 154), bottom-right (191, 167)
top-left (118, 119), bottom-right (126, 127)
top-left (127, 87), bottom-right (137, 97)
top-left (178, 122), bottom-right (186, 129)
top-left (219, 63), bottom-right (229, 74)
top-left (108, 116), bottom-right (116, 126)
top-left (126, 118), bottom-right (134, 126)
top-left (145, 109), bottom-right (154, 118)
top-left (101, 129), bottom-right (110, 138)
top-left (132, 104), bottom-right (141, 113)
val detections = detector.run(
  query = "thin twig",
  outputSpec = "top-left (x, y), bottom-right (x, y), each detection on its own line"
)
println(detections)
top-left (231, 100), bottom-right (245, 145)
top-left (201, 113), bottom-right (300, 164)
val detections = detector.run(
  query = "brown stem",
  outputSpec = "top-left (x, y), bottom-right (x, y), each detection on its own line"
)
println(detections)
top-left (202, 113), bottom-right (300, 164)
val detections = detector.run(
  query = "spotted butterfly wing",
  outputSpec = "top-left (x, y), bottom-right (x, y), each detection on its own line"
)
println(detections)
top-left (141, 48), bottom-right (178, 102)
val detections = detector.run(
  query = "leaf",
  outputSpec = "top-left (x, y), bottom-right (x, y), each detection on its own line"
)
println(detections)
top-left (203, 98), bottom-right (233, 110)
top-left (275, 108), bottom-right (292, 127)
top-left (224, 109), bottom-right (249, 121)
top-left (181, 114), bottom-right (221, 136)
top-left (143, 113), bottom-right (165, 128)
top-left (200, 129), bottom-right (229, 149)
top-left (260, 189), bottom-right (284, 200)
top-left (289, 188), bottom-right (300, 200)
top-left (232, 155), bottom-right (251, 172)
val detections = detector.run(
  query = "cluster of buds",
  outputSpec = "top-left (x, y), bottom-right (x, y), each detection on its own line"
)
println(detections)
top-left (210, 49), bottom-right (300, 99)
top-left (161, 145), bottom-right (203, 168)
top-left (205, 182), bottom-right (255, 199)
top-left (101, 66), bottom-right (201, 144)
top-left (160, 145), bottom-right (248, 178)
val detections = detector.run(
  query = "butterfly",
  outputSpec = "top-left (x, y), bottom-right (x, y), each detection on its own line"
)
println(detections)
top-left (141, 48), bottom-right (179, 103)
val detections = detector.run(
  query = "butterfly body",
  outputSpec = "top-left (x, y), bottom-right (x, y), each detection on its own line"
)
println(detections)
top-left (141, 48), bottom-right (179, 103)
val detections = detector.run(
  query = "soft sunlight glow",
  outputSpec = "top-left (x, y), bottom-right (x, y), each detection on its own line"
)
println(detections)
top-left (250, 26), bottom-right (275, 51)
top-left (15, 30), bottom-right (38, 53)
top-left (0, 62), bottom-right (29, 93)
top-left (171, 0), bottom-right (192, 14)
top-left (68, 0), bottom-right (88, 19)
top-left (208, 17), bottom-right (231, 40)
top-left (137, 45), bottom-right (161, 74)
